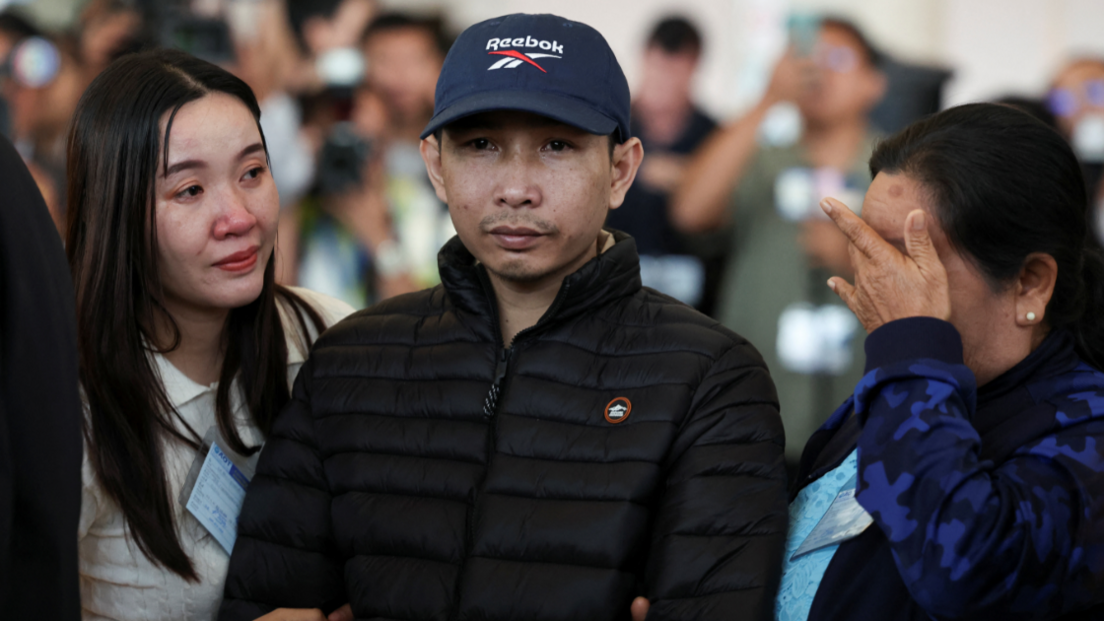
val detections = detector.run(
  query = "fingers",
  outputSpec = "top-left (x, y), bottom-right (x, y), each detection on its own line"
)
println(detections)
top-left (328, 604), bottom-right (354, 621)
top-left (903, 210), bottom-right (938, 276)
top-left (828, 277), bottom-right (884, 333)
top-left (827, 276), bottom-right (857, 310)
top-left (253, 609), bottom-right (328, 621)
top-left (795, 57), bottom-right (820, 83)
top-left (820, 197), bottom-right (886, 259)
top-left (630, 597), bottom-right (651, 621)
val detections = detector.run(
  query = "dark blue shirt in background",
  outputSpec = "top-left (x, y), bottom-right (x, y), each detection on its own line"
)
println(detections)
top-left (606, 107), bottom-right (715, 256)
top-left (606, 107), bottom-right (722, 314)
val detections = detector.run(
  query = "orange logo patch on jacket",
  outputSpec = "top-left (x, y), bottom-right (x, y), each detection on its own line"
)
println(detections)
top-left (604, 397), bottom-right (632, 424)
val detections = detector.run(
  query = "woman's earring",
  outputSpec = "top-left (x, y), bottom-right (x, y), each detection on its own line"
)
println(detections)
top-left (1026, 312), bottom-right (1037, 322)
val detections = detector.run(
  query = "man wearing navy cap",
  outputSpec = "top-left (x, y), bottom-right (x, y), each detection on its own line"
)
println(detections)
top-left (220, 14), bottom-right (786, 621)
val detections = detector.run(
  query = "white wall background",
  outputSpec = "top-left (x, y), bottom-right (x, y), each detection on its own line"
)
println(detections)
top-left (941, 0), bottom-right (1104, 106)
top-left (382, 0), bottom-right (1104, 120)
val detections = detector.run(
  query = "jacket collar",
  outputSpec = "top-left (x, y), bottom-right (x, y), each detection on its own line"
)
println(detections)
top-left (972, 329), bottom-right (1081, 462)
top-left (437, 229), bottom-right (643, 343)
top-left (976, 328), bottom-right (1078, 407)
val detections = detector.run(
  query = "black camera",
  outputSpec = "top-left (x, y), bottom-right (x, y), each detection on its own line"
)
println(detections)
top-left (317, 121), bottom-right (372, 195)
top-left (161, 13), bottom-right (235, 66)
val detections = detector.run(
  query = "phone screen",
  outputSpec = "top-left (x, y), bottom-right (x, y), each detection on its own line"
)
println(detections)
top-left (787, 14), bottom-right (822, 57)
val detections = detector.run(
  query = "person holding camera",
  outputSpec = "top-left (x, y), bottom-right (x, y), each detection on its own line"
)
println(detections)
top-left (293, 13), bottom-right (452, 308)
top-left (672, 17), bottom-right (887, 472)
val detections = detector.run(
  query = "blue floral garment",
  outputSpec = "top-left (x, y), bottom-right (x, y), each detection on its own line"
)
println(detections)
top-left (842, 318), bottom-right (1104, 620)
top-left (777, 450), bottom-right (858, 621)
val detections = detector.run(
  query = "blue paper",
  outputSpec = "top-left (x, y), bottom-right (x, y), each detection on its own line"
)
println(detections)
top-left (185, 441), bottom-right (250, 554)
top-left (792, 472), bottom-right (874, 559)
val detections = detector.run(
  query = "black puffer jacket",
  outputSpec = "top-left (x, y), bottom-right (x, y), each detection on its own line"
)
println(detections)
top-left (220, 233), bottom-right (787, 621)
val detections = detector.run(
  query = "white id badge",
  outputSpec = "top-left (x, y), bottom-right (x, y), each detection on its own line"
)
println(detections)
top-left (179, 426), bottom-right (258, 554)
top-left (791, 472), bottom-right (874, 560)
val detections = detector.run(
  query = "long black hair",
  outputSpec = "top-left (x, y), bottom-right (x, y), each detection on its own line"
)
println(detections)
top-left (870, 102), bottom-right (1104, 369)
top-left (65, 48), bottom-right (325, 580)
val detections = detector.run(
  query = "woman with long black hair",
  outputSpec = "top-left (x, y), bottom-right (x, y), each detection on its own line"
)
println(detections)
top-left (774, 103), bottom-right (1104, 620)
top-left (67, 49), bottom-right (353, 620)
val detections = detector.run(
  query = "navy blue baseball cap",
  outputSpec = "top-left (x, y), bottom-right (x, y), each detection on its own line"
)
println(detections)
top-left (420, 13), bottom-right (631, 142)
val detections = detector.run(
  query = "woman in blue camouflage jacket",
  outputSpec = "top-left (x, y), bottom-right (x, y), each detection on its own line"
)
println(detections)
top-left (775, 103), bottom-right (1104, 621)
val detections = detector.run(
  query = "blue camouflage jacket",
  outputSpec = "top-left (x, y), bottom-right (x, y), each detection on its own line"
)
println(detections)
top-left (794, 317), bottom-right (1104, 621)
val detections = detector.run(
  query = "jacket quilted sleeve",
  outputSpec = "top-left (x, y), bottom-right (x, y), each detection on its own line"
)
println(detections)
top-left (219, 357), bottom-right (346, 620)
top-left (645, 339), bottom-right (788, 621)
top-left (853, 318), bottom-right (1104, 620)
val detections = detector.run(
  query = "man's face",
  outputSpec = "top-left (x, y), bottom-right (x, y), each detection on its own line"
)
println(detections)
top-left (1050, 60), bottom-right (1104, 139)
top-left (4, 46), bottom-right (75, 142)
top-left (364, 27), bottom-right (442, 123)
top-left (422, 110), bottom-right (640, 290)
top-left (798, 25), bottom-right (885, 127)
top-left (635, 47), bottom-right (697, 114)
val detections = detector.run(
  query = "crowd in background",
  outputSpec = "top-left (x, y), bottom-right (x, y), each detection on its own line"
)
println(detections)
top-left (3, 0), bottom-right (1104, 470)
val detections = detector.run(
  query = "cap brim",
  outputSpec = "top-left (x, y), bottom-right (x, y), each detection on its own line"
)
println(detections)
top-left (420, 90), bottom-right (619, 139)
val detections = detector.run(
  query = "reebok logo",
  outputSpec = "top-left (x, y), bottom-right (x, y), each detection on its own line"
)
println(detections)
top-left (604, 397), bottom-right (632, 424)
top-left (486, 37), bottom-right (563, 72)
top-left (486, 36), bottom-right (564, 55)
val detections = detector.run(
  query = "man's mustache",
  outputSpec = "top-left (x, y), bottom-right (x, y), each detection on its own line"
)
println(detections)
top-left (479, 212), bottom-right (559, 234)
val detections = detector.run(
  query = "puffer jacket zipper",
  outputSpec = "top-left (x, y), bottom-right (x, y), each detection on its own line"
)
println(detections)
top-left (453, 273), bottom-right (573, 618)
top-left (465, 280), bottom-right (573, 542)
top-left (483, 348), bottom-right (509, 418)
top-left (469, 346), bottom-right (511, 551)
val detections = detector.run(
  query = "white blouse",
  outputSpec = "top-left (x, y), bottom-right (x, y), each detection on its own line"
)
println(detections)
top-left (78, 287), bottom-right (355, 621)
